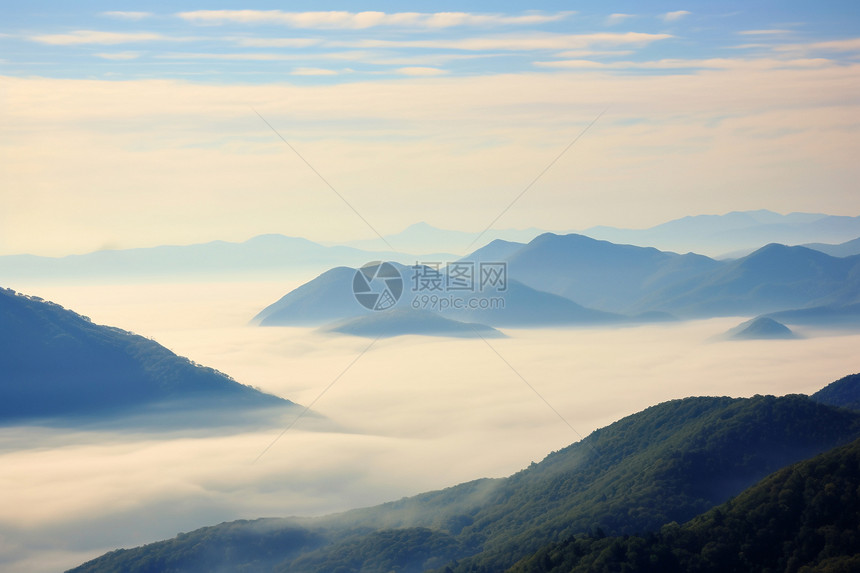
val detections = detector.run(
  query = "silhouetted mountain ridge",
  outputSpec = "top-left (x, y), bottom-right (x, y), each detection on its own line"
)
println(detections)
top-left (0, 287), bottom-right (291, 421)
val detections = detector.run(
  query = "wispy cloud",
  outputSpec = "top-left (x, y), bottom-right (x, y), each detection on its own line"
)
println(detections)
top-left (737, 29), bottom-right (793, 36)
top-left (101, 11), bottom-right (153, 21)
top-left (606, 13), bottom-right (635, 26)
top-left (157, 51), bottom-right (371, 62)
top-left (533, 56), bottom-right (836, 71)
top-left (29, 30), bottom-right (167, 45)
top-left (395, 66), bottom-right (448, 76)
top-left (292, 67), bottom-right (339, 76)
top-left (344, 32), bottom-right (671, 52)
top-left (231, 37), bottom-right (323, 48)
top-left (94, 51), bottom-right (143, 60)
top-left (176, 10), bottom-right (571, 30)
top-left (775, 37), bottom-right (860, 54)
top-left (662, 10), bottom-right (691, 23)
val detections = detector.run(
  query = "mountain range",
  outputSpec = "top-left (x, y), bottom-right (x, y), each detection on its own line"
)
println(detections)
top-left (0, 287), bottom-right (293, 423)
top-left (3, 211), bottom-right (858, 284)
top-left (67, 373), bottom-right (860, 572)
top-left (583, 209), bottom-right (860, 257)
top-left (254, 233), bottom-right (860, 335)
top-left (0, 234), bottom-right (455, 283)
top-left (342, 222), bottom-right (545, 256)
top-left (253, 262), bottom-right (628, 332)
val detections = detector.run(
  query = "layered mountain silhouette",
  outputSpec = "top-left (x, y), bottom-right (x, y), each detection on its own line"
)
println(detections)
top-left (254, 263), bottom-right (624, 332)
top-left (344, 222), bottom-right (544, 255)
top-left (583, 209), bottom-right (860, 256)
top-left (763, 303), bottom-right (860, 327)
top-left (502, 233), bottom-right (721, 313)
top-left (0, 287), bottom-right (292, 422)
top-left (803, 235), bottom-right (860, 257)
top-left (0, 234), bottom-right (454, 282)
top-left (634, 244), bottom-right (860, 317)
top-left (254, 235), bottom-right (860, 332)
top-left (69, 375), bottom-right (860, 573)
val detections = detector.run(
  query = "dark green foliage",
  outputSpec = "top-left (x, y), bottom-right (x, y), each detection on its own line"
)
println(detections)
top-left (511, 437), bottom-right (860, 572)
top-left (69, 519), bottom-right (325, 573)
top-left (283, 528), bottom-right (477, 573)
top-left (436, 394), bottom-right (860, 572)
top-left (68, 387), bottom-right (860, 573)
top-left (0, 288), bottom-right (288, 420)
top-left (811, 374), bottom-right (860, 411)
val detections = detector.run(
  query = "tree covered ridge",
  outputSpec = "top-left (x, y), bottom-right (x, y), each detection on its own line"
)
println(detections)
top-left (510, 436), bottom-right (860, 573)
top-left (67, 381), bottom-right (860, 573)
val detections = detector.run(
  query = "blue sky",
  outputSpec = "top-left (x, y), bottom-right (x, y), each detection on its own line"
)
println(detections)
top-left (2, 2), bottom-right (859, 255)
top-left (4, 2), bottom-right (860, 82)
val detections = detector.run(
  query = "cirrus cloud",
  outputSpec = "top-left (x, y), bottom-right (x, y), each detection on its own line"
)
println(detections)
top-left (29, 30), bottom-right (168, 46)
top-left (176, 10), bottom-right (572, 30)
top-left (662, 10), bottom-right (691, 23)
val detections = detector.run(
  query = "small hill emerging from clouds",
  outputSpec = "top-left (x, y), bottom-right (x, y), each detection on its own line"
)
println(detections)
top-left (322, 308), bottom-right (504, 339)
top-left (253, 266), bottom-right (372, 326)
top-left (725, 317), bottom-right (797, 340)
top-left (0, 287), bottom-right (291, 422)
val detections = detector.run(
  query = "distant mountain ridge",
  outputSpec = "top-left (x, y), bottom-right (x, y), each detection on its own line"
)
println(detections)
top-left (802, 235), bottom-right (860, 257)
top-left (0, 287), bottom-right (292, 422)
top-left (0, 234), bottom-right (456, 282)
top-left (583, 209), bottom-right (860, 256)
top-left (343, 222), bottom-right (545, 256)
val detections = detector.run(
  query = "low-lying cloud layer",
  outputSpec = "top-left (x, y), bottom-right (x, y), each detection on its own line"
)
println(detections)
top-left (2, 280), bottom-right (858, 572)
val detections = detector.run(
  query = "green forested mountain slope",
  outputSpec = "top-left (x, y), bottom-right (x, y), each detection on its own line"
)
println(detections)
top-left (511, 436), bottom-right (860, 573)
top-left (69, 386), bottom-right (860, 573)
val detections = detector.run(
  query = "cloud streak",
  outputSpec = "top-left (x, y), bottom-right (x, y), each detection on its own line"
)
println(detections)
top-left (662, 10), bottom-right (691, 23)
top-left (100, 11), bottom-right (153, 21)
top-left (176, 10), bottom-right (572, 30)
top-left (29, 30), bottom-right (168, 46)
top-left (343, 32), bottom-right (672, 52)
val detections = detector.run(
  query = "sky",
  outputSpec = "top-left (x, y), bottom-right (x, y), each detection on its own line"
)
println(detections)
top-left (1, 2), bottom-right (859, 256)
